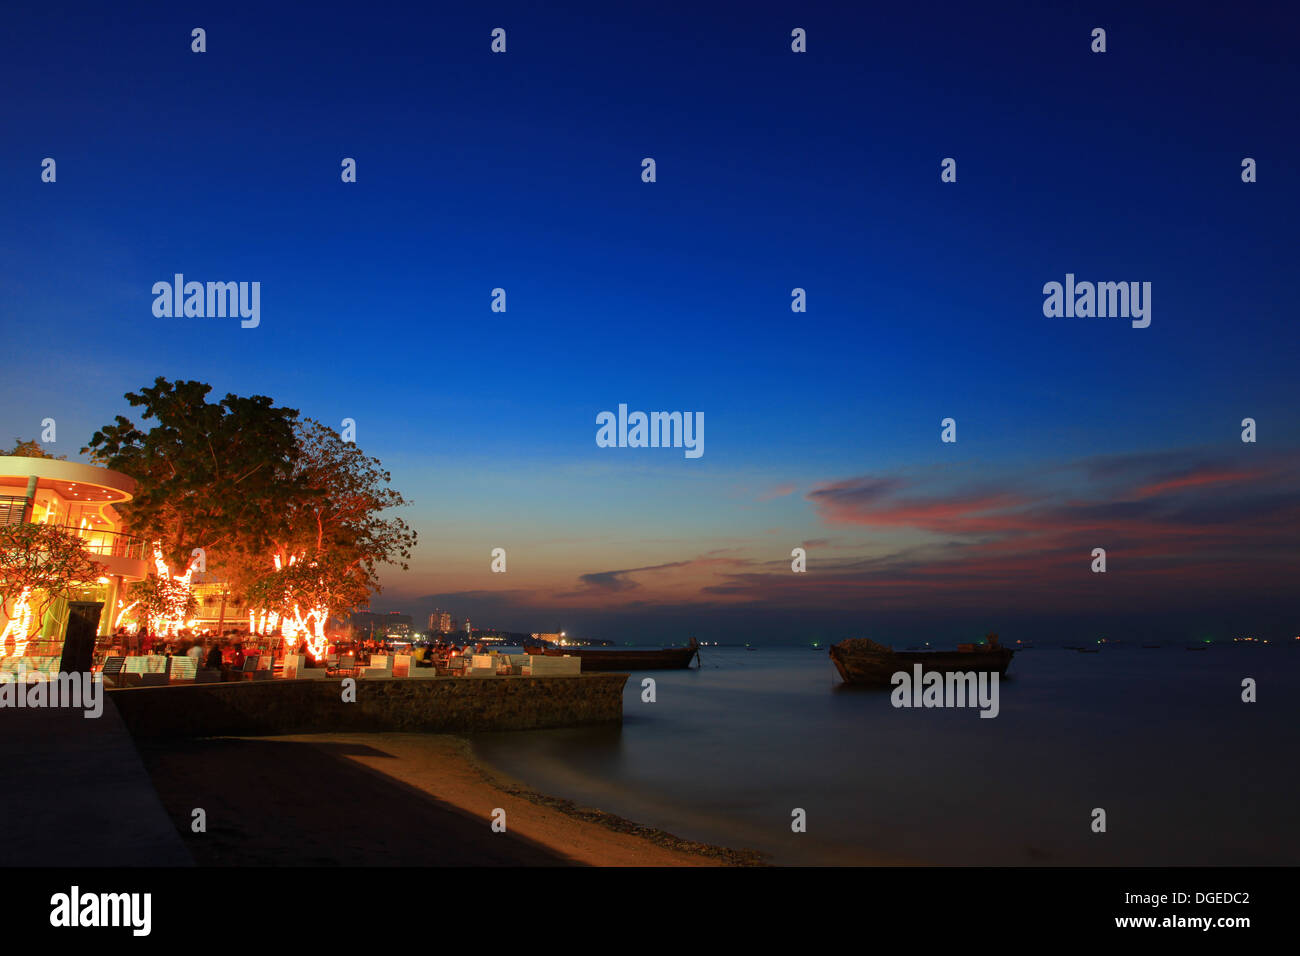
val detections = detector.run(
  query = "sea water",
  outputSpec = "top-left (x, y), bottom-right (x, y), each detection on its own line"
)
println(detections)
top-left (470, 644), bottom-right (1300, 865)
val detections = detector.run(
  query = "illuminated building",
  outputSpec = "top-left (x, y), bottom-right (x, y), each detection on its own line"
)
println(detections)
top-left (0, 455), bottom-right (149, 665)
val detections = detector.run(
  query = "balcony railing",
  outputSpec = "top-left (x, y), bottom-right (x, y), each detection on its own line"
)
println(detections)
top-left (0, 516), bottom-right (149, 561)
top-left (58, 526), bottom-right (149, 561)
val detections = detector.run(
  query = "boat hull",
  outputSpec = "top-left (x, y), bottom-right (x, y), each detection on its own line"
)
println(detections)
top-left (830, 643), bottom-right (1015, 686)
top-left (522, 639), bottom-right (700, 671)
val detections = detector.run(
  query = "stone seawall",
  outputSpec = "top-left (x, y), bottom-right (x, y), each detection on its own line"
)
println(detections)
top-left (109, 674), bottom-right (628, 737)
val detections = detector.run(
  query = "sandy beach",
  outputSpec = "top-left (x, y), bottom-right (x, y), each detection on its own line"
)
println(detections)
top-left (137, 732), bottom-right (765, 866)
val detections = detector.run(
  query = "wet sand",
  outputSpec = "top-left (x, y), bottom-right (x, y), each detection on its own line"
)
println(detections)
top-left (137, 733), bottom-right (764, 866)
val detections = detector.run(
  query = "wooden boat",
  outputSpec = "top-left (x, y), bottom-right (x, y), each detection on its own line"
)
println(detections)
top-left (829, 634), bottom-right (1015, 687)
top-left (522, 637), bottom-right (700, 671)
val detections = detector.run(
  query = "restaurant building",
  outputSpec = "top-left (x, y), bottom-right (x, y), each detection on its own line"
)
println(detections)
top-left (0, 455), bottom-right (149, 664)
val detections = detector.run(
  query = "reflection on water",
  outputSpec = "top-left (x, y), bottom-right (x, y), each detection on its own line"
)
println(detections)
top-left (471, 645), bottom-right (1300, 865)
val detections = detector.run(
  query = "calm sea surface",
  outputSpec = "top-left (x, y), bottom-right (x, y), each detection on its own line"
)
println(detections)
top-left (470, 643), bottom-right (1300, 865)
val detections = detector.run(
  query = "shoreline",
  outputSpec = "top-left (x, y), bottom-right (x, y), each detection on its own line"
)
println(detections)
top-left (137, 732), bottom-right (766, 866)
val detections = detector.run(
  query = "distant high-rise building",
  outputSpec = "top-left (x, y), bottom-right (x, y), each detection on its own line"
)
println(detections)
top-left (428, 609), bottom-right (452, 634)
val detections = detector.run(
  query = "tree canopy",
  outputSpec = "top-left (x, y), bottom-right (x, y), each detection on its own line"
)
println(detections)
top-left (1, 439), bottom-right (65, 460)
top-left (236, 420), bottom-right (416, 630)
top-left (84, 382), bottom-right (415, 628)
top-left (83, 378), bottom-right (304, 574)
top-left (273, 418), bottom-right (416, 590)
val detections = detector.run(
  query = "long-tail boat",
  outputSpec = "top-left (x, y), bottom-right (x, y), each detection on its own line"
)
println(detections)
top-left (829, 634), bottom-right (1015, 686)
top-left (522, 637), bottom-right (701, 671)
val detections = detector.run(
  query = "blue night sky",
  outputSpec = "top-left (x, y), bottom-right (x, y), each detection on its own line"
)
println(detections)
top-left (2, 1), bottom-right (1297, 642)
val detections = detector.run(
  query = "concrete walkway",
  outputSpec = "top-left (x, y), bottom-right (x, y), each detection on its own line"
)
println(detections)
top-left (0, 690), bottom-right (191, 866)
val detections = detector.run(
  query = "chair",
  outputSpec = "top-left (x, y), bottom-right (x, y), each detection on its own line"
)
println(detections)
top-left (360, 655), bottom-right (393, 678)
top-left (139, 657), bottom-right (172, 686)
top-left (170, 657), bottom-right (198, 682)
top-left (281, 653), bottom-right (329, 680)
top-left (398, 655), bottom-right (440, 679)
top-left (526, 654), bottom-right (581, 676)
top-left (238, 655), bottom-right (269, 680)
top-left (118, 656), bottom-right (148, 686)
top-left (101, 656), bottom-right (127, 686)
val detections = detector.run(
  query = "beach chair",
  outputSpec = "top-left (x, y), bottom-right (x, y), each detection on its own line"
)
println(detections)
top-left (328, 652), bottom-right (359, 678)
top-left (281, 653), bottom-right (303, 679)
top-left (17, 656), bottom-right (59, 679)
top-left (0, 658), bottom-right (34, 682)
top-left (396, 654), bottom-right (439, 679)
top-left (281, 654), bottom-right (328, 680)
top-left (169, 656), bottom-right (198, 682)
top-left (239, 655), bottom-right (271, 680)
top-left (119, 656), bottom-right (148, 686)
top-left (360, 655), bottom-right (393, 678)
top-left (526, 654), bottom-right (581, 676)
top-left (138, 657), bottom-right (172, 686)
top-left (100, 656), bottom-right (127, 686)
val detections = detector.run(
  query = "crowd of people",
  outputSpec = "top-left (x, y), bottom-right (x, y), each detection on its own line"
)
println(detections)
top-left (404, 640), bottom-right (489, 668)
top-left (102, 625), bottom-right (263, 678)
top-left (99, 625), bottom-right (496, 678)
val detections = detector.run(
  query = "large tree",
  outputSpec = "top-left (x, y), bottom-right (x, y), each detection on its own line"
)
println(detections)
top-left (243, 420), bottom-right (417, 651)
top-left (272, 419), bottom-right (415, 591)
top-left (83, 378), bottom-right (305, 575)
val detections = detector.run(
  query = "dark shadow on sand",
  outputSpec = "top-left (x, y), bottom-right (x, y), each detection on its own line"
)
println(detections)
top-left (136, 737), bottom-right (577, 866)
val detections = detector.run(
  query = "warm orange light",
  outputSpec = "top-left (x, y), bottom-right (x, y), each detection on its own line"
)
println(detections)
top-left (145, 546), bottom-right (198, 636)
top-left (0, 587), bottom-right (35, 657)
